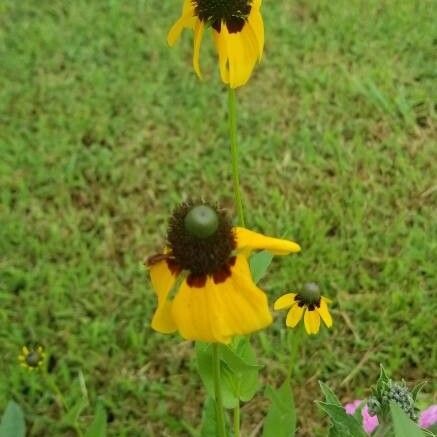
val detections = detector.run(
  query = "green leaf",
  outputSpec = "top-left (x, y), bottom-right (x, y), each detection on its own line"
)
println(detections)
top-left (195, 342), bottom-right (238, 409)
top-left (327, 423), bottom-right (353, 437)
top-left (422, 428), bottom-right (436, 437)
top-left (200, 397), bottom-right (217, 437)
top-left (227, 337), bottom-right (262, 402)
top-left (319, 381), bottom-right (342, 406)
top-left (235, 339), bottom-right (260, 402)
top-left (411, 381), bottom-right (426, 402)
top-left (63, 398), bottom-right (89, 426)
top-left (378, 365), bottom-right (390, 384)
top-left (262, 383), bottom-right (296, 437)
top-left (390, 402), bottom-right (425, 437)
top-left (317, 402), bottom-right (366, 437)
top-left (85, 401), bottom-right (107, 437)
top-left (374, 364), bottom-right (391, 398)
top-left (250, 251), bottom-right (273, 283)
top-left (196, 339), bottom-right (262, 408)
top-left (219, 345), bottom-right (262, 374)
top-left (0, 401), bottom-right (25, 437)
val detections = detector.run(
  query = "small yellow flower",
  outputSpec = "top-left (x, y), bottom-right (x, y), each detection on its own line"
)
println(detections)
top-left (147, 202), bottom-right (300, 343)
top-left (168, 0), bottom-right (264, 88)
top-left (274, 283), bottom-right (333, 335)
top-left (18, 345), bottom-right (45, 370)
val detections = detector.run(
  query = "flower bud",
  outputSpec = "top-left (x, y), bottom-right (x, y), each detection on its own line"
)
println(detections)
top-left (184, 205), bottom-right (219, 239)
top-left (299, 282), bottom-right (321, 304)
top-left (26, 351), bottom-right (41, 367)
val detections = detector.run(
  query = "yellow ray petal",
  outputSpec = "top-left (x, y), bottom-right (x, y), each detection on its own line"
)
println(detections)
top-left (224, 255), bottom-right (272, 334)
top-left (167, 0), bottom-right (196, 46)
top-left (285, 304), bottom-right (304, 327)
top-left (247, 2), bottom-right (264, 58)
top-left (192, 20), bottom-right (205, 78)
top-left (149, 260), bottom-right (178, 333)
top-left (171, 255), bottom-right (272, 342)
top-left (317, 298), bottom-right (333, 328)
top-left (274, 293), bottom-right (297, 310)
top-left (171, 279), bottom-right (224, 342)
top-left (304, 309), bottom-right (321, 335)
top-left (235, 227), bottom-right (301, 255)
top-left (213, 28), bottom-right (230, 84)
top-left (223, 27), bottom-right (256, 88)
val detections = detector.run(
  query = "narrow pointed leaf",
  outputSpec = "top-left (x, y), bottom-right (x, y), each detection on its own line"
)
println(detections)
top-left (319, 381), bottom-right (342, 406)
top-left (85, 401), bottom-right (107, 437)
top-left (411, 381), bottom-right (426, 402)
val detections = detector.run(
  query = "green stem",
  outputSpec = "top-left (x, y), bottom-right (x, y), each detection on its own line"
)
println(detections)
top-left (233, 402), bottom-right (240, 437)
top-left (286, 325), bottom-right (303, 383)
top-left (212, 344), bottom-right (227, 437)
top-left (228, 87), bottom-right (246, 227)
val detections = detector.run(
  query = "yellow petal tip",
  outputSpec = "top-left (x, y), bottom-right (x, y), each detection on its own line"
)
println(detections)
top-left (273, 293), bottom-right (296, 310)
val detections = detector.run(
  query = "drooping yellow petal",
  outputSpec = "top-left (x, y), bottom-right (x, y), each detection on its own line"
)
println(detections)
top-left (213, 20), bottom-right (259, 87)
top-left (213, 27), bottom-right (230, 84)
top-left (274, 293), bottom-right (297, 310)
top-left (171, 255), bottom-right (272, 343)
top-left (149, 260), bottom-right (178, 333)
top-left (317, 298), bottom-right (333, 328)
top-left (167, 0), bottom-right (196, 46)
top-left (247, 0), bottom-right (264, 59)
top-left (211, 0), bottom-right (263, 88)
top-left (304, 309), bottom-right (321, 335)
top-left (152, 299), bottom-right (176, 333)
top-left (235, 227), bottom-right (301, 255)
top-left (223, 26), bottom-right (256, 88)
top-left (285, 303), bottom-right (304, 328)
top-left (171, 279), bottom-right (225, 342)
top-left (192, 20), bottom-right (205, 78)
top-left (224, 255), bottom-right (272, 334)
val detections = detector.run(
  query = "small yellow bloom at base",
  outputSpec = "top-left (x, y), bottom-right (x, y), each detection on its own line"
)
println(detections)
top-left (18, 345), bottom-right (45, 370)
top-left (168, 0), bottom-right (264, 88)
top-left (274, 283), bottom-right (333, 335)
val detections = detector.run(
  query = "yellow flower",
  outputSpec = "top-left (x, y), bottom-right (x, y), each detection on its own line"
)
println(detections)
top-left (147, 202), bottom-right (300, 343)
top-left (274, 284), bottom-right (333, 335)
top-left (168, 0), bottom-right (264, 88)
top-left (18, 345), bottom-right (45, 370)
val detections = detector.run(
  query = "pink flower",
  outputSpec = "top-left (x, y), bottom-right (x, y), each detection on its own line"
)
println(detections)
top-left (344, 400), bottom-right (379, 434)
top-left (419, 405), bottom-right (437, 429)
top-left (362, 405), bottom-right (379, 434)
top-left (345, 400), bottom-right (361, 415)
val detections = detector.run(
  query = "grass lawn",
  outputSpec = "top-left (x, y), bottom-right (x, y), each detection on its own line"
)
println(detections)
top-left (0, 0), bottom-right (436, 435)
